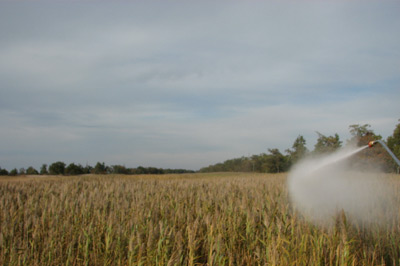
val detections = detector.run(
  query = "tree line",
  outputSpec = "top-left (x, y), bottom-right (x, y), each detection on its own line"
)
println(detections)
top-left (1, 121), bottom-right (399, 176)
top-left (199, 121), bottom-right (400, 173)
top-left (0, 161), bottom-right (194, 176)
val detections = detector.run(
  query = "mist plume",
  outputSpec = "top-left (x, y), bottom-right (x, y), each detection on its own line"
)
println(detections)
top-left (288, 145), bottom-right (396, 227)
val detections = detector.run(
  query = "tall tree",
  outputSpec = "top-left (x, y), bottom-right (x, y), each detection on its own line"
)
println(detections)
top-left (265, 148), bottom-right (288, 173)
top-left (387, 119), bottom-right (400, 172)
top-left (349, 124), bottom-right (373, 138)
top-left (9, 168), bottom-right (18, 176)
top-left (49, 161), bottom-right (66, 175)
top-left (19, 168), bottom-right (25, 175)
top-left (111, 165), bottom-right (129, 174)
top-left (286, 135), bottom-right (308, 164)
top-left (387, 119), bottom-right (400, 160)
top-left (65, 163), bottom-right (85, 175)
top-left (348, 124), bottom-right (381, 146)
top-left (93, 162), bottom-right (108, 174)
top-left (26, 166), bottom-right (39, 175)
top-left (314, 132), bottom-right (342, 154)
top-left (40, 164), bottom-right (48, 175)
top-left (348, 124), bottom-right (394, 172)
top-left (0, 167), bottom-right (9, 176)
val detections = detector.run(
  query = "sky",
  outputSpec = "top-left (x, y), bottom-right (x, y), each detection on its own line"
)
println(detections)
top-left (0, 1), bottom-right (399, 171)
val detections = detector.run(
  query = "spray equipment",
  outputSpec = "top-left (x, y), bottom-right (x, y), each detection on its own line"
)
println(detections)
top-left (368, 140), bottom-right (400, 167)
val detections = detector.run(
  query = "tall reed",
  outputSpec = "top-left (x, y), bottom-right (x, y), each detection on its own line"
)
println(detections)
top-left (0, 173), bottom-right (399, 265)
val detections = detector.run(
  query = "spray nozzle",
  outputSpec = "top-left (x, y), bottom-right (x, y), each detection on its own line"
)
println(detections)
top-left (368, 141), bottom-right (376, 148)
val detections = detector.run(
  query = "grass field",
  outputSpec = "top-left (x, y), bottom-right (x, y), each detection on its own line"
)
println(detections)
top-left (1, 172), bottom-right (400, 265)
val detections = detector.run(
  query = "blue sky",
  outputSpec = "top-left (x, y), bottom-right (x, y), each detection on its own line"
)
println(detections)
top-left (0, 1), bottom-right (399, 171)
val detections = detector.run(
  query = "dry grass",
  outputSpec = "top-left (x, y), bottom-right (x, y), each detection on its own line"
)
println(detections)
top-left (0, 172), bottom-right (399, 265)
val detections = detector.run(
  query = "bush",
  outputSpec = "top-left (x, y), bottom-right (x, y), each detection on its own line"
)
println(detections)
top-left (0, 167), bottom-right (9, 176)
top-left (9, 168), bottom-right (18, 176)
top-left (40, 164), bottom-right (48, 175)
top-left (49, 162), bottom-right (66, 175)
top-left (65, 163), bottom-right (85, 175)
top-left (26, 166), bottom-right (39, 175)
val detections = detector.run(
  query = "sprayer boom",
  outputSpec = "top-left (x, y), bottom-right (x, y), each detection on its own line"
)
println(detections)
top-left (368, 140), bottom-right (400, 167)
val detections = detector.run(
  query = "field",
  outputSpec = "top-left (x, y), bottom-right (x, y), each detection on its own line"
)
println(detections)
top-left (1, 173), bottom-right (400, 265)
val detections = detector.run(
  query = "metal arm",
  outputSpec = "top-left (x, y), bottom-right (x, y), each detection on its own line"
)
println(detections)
top-left (369, 140), bottom-right (400, 167)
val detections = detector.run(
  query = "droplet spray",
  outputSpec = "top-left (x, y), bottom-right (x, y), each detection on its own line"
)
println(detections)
top-left (288, 143), bottom-right (398, 227)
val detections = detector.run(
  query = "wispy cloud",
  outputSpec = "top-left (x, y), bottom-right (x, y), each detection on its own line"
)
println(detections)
top-left (0, 1), bottom-right (399, 170)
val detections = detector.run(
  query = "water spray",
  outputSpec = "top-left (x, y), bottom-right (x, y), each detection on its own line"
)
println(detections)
top-left (368, 140), bottom-right (400, 167)
top-left (288, 140), bottom-right (399, 227)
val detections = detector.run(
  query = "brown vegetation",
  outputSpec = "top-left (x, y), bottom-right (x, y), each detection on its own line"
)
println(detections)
top-left (1, 173), bottom-right (400, 265)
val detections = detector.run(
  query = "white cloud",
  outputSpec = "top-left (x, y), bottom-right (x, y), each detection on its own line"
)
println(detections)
top-left (0, 1), bottom-right (399, 170)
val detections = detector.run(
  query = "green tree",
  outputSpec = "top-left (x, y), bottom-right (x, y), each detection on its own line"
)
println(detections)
top-left (348, 124), bottom-right (381, 146)
top-left (49, 161), bottom-right (66, 175)
top-left (251, 155), bottom-right (262, 172)
top-left (387, 119), bottom-right (400, 160)
top-left (26, 166), bottom-right (39, 175)
top-left (265, 148), bottom-right (288, 173)
top-left (0, 167), bottom-right (9, 176)
top-left (348, 124), bottom-right (393, 172)
top-left (387, 119), bottom-right (400, 172)
top-left (83, 164), bottom-right (93, 174)
top-left (314, 132), bottom-right (342, 154)
top-left (19, 168), bottom-right (25, 175)
top-left (93, 162), bottom-right (108, 174)
top-left (349, 124), bottom-right (373, 139)
top-left (65, 163), bottom-right (85, 175)
top-left (286, 135), bottom-right (308, 165)
top-left (111, 165), bottom-right (128, 174)
top-left (9, 168), bottom-right (18, 176)
top-left (40, 164), bottom-right (48, 175)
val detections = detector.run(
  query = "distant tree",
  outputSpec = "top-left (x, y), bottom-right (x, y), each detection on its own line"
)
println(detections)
top-left (26, 166), bottom-right (39, 175)
top-left (387, 119), bottom-right (400, 160)
top-left (40, 164), bottom-right (48, 175)
top-left (265, 148), bottom-right (289, 173)
top-left (83, 164), bottom-right (93, 174)
top-left (314, 132), bottom-right (342, 154)
top-left (163, 168), bottom-right (196, 174)
top-left (199, 152), bottom-right (290, 173)
top-left (65, 163), bottom-right (85, 175)
top-left (147, 167), bottom-right (162, 174)
top-left (286, 135), bottom-right (308, 165)
top-left (19, 168), bottom-right (26, 175)
top-left (9, 168), bottom-right (18, 176)
top-left (386, 120), bottom-right (400, 172)
top-left (0, 167), bottom-right (9, 176)
top-left (250, 155), bottom-right (260, 172)
top-left (134, 166), bottom-right (147, 175)
top-left (348, 124), bottom-right (381, 146)
top-left (348, 124), bottom-right (394, 172)
top-left (111, 165), bottom-right (129, 174)
top-left (199, 121), bottom-right (400, 173)
top-left (93, 162), bottom-right (108, 174)
top-left (349, 124), bottom-right (373, 139)
top-left (258, 154), bottom-right (270, 173)
top-left (49, 161), bottom-right (66, 175)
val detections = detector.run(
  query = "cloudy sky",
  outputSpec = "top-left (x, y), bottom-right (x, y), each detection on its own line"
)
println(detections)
top-left (0, 1), bottom-right (399, 171)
